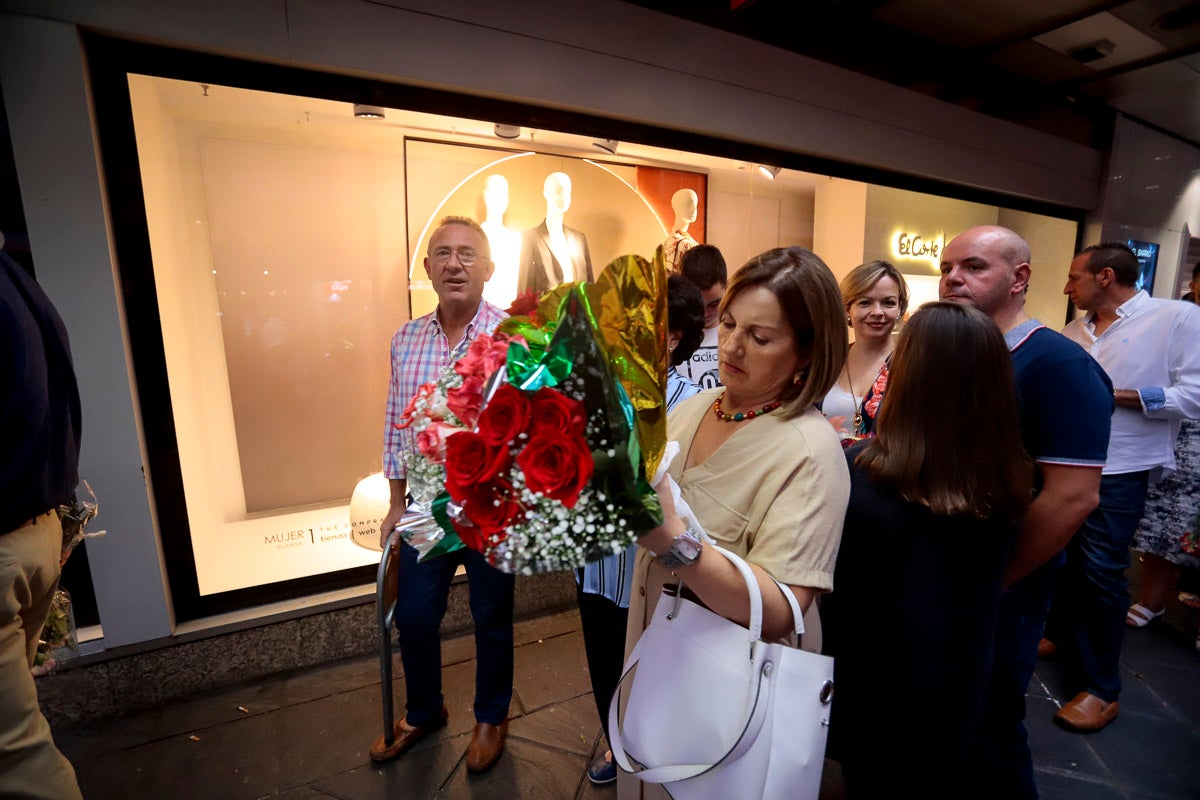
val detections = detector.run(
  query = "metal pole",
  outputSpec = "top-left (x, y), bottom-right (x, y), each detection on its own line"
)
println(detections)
top-left (376, 528), bottom-right (403, 748)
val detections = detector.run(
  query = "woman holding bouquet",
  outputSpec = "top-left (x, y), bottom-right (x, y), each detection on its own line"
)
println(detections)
top-left (620, 246), bottom-right (851, 800)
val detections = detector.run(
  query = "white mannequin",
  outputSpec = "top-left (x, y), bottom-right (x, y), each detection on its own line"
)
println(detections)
top-left (662, 188), bottom-right (699, 271)
top-left (543, 172), bottom-right (576, 282)
top-left (671, 188), bottom-right (698, 233)
top-left (479, 174), bottom-right (521, 308)
top-left (518, 172), bottom-right (592, 294)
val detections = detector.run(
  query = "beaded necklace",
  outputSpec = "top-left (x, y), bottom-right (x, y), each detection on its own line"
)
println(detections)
top-left (711, 391), bottom-right (783, 423)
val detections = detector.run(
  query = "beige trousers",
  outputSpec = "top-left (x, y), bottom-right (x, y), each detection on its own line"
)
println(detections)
top-left (0, 511), bottom-right (83, 800)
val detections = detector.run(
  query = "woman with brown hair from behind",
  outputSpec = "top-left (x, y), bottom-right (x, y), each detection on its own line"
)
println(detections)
top-left (822, 301), bottom-right (1033, 798)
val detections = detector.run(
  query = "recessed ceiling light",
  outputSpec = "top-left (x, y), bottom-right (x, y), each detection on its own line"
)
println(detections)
top-left (353, 104), bottom-right (385, 119)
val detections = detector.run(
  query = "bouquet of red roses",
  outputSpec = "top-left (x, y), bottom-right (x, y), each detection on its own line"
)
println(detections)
top-left (396, 255), bottom-right (666, 573)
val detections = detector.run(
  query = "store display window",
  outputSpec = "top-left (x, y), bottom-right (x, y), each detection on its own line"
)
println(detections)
top-left (106, 61), bottom-right (1080, 619)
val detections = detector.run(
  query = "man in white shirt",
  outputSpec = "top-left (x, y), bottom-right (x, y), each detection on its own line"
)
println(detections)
top-left (1050, 241), bottom-right (1200, 732)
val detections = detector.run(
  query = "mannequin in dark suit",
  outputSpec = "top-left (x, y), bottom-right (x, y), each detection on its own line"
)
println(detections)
top-left (518, 172), bottom-right (593, 295)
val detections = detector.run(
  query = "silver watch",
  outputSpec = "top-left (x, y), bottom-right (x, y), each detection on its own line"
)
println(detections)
top-left (657, 525), bottom-right (704, 569)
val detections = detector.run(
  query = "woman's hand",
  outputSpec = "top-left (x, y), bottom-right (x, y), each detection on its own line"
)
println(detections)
top-left (639, 474), bottom-right (685, 552)
top-left (652, 473), bottom-right (680, 521)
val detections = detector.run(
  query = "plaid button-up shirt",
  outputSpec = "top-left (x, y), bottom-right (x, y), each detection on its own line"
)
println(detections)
top-left (382, 300), bottom-right (507, 480)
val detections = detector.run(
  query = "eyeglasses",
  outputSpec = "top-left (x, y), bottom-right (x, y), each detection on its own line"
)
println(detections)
top-left (430, 246), bottom-right (481, 267)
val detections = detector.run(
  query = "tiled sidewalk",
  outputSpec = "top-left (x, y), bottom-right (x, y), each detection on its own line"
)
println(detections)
top-left (53, 608), bottom-right (1200, 799)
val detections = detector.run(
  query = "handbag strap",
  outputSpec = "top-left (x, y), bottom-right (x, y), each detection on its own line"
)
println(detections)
top-left (676, 544), bottom-right (763, 644)
top-left (609, 647), bottom-right (775, 784)
top-left (610, 545), bottom-right (774, 784)
top-left (769, 577), bottom-right (805, 637)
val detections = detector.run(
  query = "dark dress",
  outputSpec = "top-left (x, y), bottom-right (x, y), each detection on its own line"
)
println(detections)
top-left (822, 447), bottom-right (1014, 798)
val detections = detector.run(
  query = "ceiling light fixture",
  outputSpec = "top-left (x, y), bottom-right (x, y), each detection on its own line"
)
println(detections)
top-left (353, 104), bottom-right (386, 119)
top-left (757, 164), bottom-right (781, 180)
top-left (592, 139), bottom-right (620, 155)
top-left (494, 123), bottom-right (522, 139)
top-left (1067, 39), bottom-right (1115, 65)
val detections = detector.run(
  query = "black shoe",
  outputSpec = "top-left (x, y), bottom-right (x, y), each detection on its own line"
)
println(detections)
top-left (588, 751), bottom-right (617, 785)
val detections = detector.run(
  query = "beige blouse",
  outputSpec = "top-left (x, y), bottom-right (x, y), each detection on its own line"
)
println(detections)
top-left (665, 388), bottom-right (848, 589)
top-left (617, 389), bottom-right (850, 800)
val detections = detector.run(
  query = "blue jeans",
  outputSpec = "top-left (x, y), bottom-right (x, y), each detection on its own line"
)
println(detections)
top-left (1045, 470), bottom-right (1149, 702)
top-left (966, 552), bottom-right (1064, 800)
top-left (394, 542), bottom-right (515, 727)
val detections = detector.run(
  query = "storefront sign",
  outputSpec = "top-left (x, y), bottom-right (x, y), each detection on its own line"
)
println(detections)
top-left (195, 507), bottom-right (373, 595)
top-left (893, 231), bottom-right (944, 265)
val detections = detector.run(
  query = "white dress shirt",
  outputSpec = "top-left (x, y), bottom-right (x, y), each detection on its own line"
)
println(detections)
top-left (1063, 290), bottom-right (1200, 476)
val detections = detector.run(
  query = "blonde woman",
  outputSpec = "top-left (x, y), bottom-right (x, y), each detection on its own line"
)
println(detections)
top-left (820, 260), bottom-right (908, 441)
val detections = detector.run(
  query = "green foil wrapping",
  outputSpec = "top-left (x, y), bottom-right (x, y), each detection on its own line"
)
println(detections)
top-left (498, 253), bottom-right (668, 478)
top-left (580, 254), bottom-right (668, 480)
top-left (418, 255), bottom-right (667, 570)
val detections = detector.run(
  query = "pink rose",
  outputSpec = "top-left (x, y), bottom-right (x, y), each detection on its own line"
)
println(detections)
top-left (447, 374), bottom-right (485, 428)
top-left (415, 422), bottom-right (461, 461)
top-left (396, 383), bottom-right (437, 430)
top-left (454, 334), bottom-right (513, 382)
top-left (482, 337), bottom-right (511, 376)
top-left (864, 364), bottom-right (889, 419)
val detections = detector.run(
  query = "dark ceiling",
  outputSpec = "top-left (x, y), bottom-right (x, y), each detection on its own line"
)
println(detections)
top-left (625, 0), bottom-right (1200, 149)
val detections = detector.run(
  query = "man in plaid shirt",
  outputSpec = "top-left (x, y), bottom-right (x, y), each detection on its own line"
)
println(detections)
top-left (376, 216), bottom-right (514, 773)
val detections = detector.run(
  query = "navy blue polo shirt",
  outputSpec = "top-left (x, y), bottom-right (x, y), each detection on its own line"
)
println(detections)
top-left (1006, 319), bottom-right (1111, 470)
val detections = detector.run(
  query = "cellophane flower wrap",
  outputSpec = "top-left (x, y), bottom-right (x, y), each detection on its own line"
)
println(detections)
top-left (395, 254), bottom-right (667, 573)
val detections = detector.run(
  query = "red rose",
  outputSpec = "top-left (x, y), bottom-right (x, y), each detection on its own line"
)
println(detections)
top-left (444, 432), bottom-right (512, 503)
top-left (452, 517), bottom-right (487, 554)
top-left (447, 374), bottom-right (484, 428)
top-left (505, 290), bottom-right (541, 319)
top-left (457, 479), bottom-right (520, 545)
top-left (517, 430), bottom-right (594, 507)
top-left (528, 387), bottom-right (587, 438)
top-left (477, 384), bottom-right (531, 447)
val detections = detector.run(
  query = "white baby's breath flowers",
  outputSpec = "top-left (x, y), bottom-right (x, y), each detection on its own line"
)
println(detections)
top-left (399, 337), bottom-right (645, 574)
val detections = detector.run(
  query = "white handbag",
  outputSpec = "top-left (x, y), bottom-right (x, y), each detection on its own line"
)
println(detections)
top-left (609, 545), bottom-right (834, 800)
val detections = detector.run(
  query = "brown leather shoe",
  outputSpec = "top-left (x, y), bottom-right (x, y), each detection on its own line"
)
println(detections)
top-left (1054, 692), bottom-right (1119, 732)
top-left (1037, 637), bottom-right (1058, 658)
top-left (369, 705), bottom-right (448, 762)
top-left (465, 719), bottom-right (508, 773)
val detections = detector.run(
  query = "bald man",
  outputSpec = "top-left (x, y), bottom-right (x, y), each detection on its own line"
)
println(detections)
top-left (940, 226), bottom-right (1112, 798)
